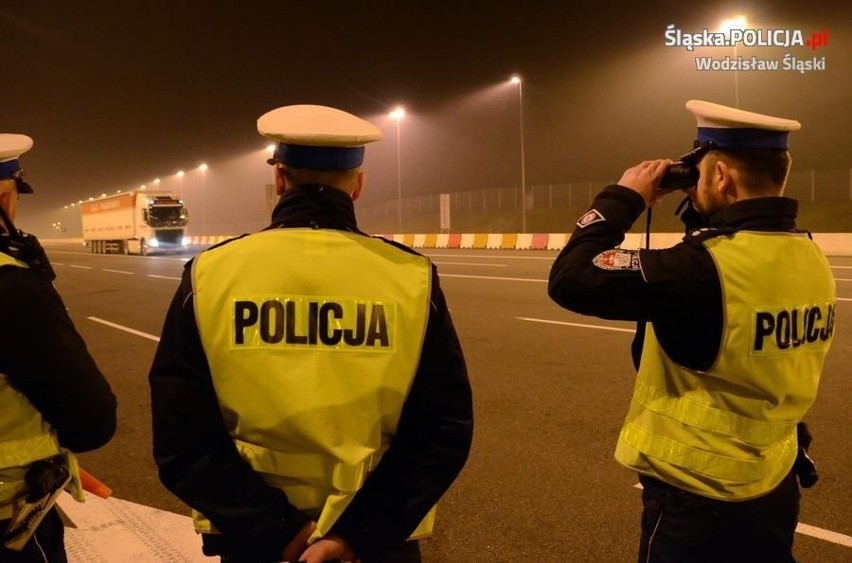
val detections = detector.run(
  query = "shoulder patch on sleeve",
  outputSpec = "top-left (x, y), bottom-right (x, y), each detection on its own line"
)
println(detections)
top-left (592, 249), bottom-right (640, 271)
top-left (577, 209), bottom-right (606, 229)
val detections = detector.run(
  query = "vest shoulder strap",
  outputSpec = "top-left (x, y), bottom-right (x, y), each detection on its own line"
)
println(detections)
top-left (0, 251), bottom-right (30, 269)
top-left (684, 226), bottom-right (733, 246)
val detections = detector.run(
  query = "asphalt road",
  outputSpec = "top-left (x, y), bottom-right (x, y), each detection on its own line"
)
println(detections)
top-left (42, 242), bottom-right (852, 562)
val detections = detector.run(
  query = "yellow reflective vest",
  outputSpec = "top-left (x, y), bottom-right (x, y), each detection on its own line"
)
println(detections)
top-left (616, 231), bottom-right (836, 500)
top-left (192, 228), bottom-right (433, 541)
top-left (0, 254), bottom-right (83, 521)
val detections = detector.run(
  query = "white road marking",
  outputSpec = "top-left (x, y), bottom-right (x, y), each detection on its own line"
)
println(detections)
top-left (85, 309), bottom-right (852, 551)
top-left (796, 523), bottom-right (852, 547)
top-left (87, 317), bottom-right (160, 342)
top-left (102, 269), bottom-right (134, 275)
top-left (434, 261), bottom-right (507, 267)
top-left (518, 317), bottom-right (636, 333)
top-left (148, 274), bottom-right (182, 281)
top-left (441, 274), bottom-right (546, 283)
top-left (69, 265), bottom-right (92, 270)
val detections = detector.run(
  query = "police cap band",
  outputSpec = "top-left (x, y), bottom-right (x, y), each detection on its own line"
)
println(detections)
top-left (258, 105), bottom-right (383, 170)
top-left (686, 100), bottom-right (801, 151)
top-left (0, 134), bottom-right (34, 193)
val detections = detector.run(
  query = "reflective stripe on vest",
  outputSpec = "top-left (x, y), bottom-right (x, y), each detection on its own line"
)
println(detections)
top-left (192, 228), bottom-right (432, 540)
top-left (616, 231), bottom-right (836, 500)
top-left (0, 254), bottom-right (83, 511)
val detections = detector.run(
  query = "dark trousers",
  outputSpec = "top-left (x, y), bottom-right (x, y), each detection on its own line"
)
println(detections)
top-left (219, 539), bottom-right (421, 563)
top-left (637, 471), bottom-right (800, 563)
top-left (0, 508), bottom-right (67, 563)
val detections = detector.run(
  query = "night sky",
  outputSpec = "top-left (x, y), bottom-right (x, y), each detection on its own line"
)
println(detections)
top-left (2, 1), bottom-right (850, 235)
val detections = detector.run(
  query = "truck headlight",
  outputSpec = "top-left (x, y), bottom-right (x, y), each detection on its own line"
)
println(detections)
top-left (182, 236), bottom-right (190, 246)
top-left (148, 238), bottom-right (160, 248)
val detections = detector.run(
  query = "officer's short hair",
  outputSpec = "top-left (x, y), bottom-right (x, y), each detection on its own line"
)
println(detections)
top-left (705, 149), bottom-right (792, 194)
top-left (281, 165), bottom-right (361, 194)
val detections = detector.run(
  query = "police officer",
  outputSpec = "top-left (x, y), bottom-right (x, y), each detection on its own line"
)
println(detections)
top-left (548, 101), bottom-right (836, 562)
top-left (149, 105), bottom-right (473, 563)
top-left (0, 134), bottom-right (117, 561)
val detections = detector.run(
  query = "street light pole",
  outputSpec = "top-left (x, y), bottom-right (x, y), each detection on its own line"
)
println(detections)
top-left (390, 107), bottom-right (405, 233)
top-left (199, 163), bottom-right (208, 234)
top-left (510, 75), bottom-right (527, 233)
top-left (734, 43), bottom-right (739, 108)
top-left (719, 15), bottom-right (748, 108)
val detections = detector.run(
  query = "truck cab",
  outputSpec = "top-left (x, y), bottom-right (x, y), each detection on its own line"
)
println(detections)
top-left (129, 194), bottom-right (190, 255)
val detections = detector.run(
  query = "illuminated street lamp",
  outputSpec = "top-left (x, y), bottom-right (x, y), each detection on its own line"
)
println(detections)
top-left (199, 163), bottom-right (208, 233)
top-left (719, 15), bottom-right (747, 34)
top-left (510, 74), bottom-right (527, 233)
top-left (389, 107), bottom-right (405, 233)
top-left (718, 15), bottom-right (748, 108)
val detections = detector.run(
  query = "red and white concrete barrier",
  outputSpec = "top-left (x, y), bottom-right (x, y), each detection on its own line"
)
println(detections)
top-left (41, 233), bottom-right (852, 255)
top-left (372, 232), bottom-right (852, 255)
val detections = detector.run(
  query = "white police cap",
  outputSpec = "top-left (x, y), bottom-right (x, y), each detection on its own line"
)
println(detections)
top-left (0, 134), bottom-right (35, 193)
top-left (686, 100), bottom-right (801, 150)
top-left (258, 105), bottom-right (383, 170)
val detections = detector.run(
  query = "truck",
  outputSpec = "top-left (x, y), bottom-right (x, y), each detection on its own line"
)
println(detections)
top-left (81, 190), bottom-right (189, 255)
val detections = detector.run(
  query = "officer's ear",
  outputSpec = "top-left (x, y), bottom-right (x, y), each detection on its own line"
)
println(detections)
top-left (715, 159), bottom-right (739, 202)
top-left (351, 171), bottom-right (365, 202)
top-left (274, 165), bottom-right (287, 196)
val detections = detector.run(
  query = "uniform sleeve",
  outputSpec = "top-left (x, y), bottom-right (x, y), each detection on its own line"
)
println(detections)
top-left (148, 265), bottom-right (310, 561)
top-left (548, 186), bottom-right (723, 371)
top-left (0, 266), bottom-right (116, 452)
top-left (330, 268), bottom-right (473, 559)
top-left (548, 185), bottom-right (657, 321)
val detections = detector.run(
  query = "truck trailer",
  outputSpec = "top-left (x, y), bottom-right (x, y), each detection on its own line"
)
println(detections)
top-left (81, 190), bottom-right (189, 255)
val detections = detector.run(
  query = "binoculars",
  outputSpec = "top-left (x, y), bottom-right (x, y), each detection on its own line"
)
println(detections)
top-left (658, 142), bottom-right (715, 191)
top-left (659, 162), bottom-right (699, 190)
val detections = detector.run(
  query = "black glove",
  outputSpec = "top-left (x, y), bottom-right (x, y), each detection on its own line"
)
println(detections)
top-left (793, 422), bottom-right (819, 488)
